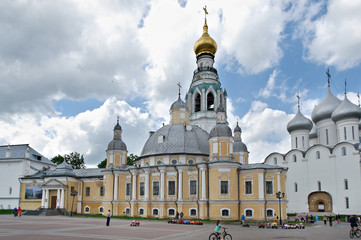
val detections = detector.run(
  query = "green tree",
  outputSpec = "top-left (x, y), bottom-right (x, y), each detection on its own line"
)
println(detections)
top-left (51, 154), bottom-right (64, 165)
top-left (98, 158), bottom-right (107, 168)
top-left (127, 153), bottom-right (138, 166)
top-left (64, 152), bottom-right (85, 169)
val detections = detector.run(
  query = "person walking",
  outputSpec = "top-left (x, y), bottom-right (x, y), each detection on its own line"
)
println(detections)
top-left (176, 212), bottom-right (179, 220)
top-left (323, 215), bottom-right (327, 225)
top-left (13, 207), bottom-right (18, 217)
top-left (329, 215), bottom-right (332, 227)
top-left (241, 214), bottom-right (245, 225)
top-left (180, 212), bottom-right (183, 220)
top-left (18, 207), bottom-right (22, 217)
top-left (106, 210), bottom-right (111, 226)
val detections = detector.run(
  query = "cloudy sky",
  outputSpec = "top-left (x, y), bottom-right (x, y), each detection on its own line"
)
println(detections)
top-left (1, 0), bottom-right (360, 167)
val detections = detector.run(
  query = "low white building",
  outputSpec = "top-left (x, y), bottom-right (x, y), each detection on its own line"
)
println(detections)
top-left (0, 144), bottom-right (56, 209)
top-left (264, 84), bottom-right (361, 215)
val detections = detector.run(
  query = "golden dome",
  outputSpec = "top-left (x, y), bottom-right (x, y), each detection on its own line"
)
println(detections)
top-left (194, 20), bottom-right (217, 57)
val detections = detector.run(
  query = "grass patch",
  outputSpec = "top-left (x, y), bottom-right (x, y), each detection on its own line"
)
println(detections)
top-left (0, 210), bottom-right (14, 214)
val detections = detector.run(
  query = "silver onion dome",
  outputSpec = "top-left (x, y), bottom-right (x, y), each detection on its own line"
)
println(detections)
top-left (170, 96), bottom-right (187, 110)
top-left (311, 89), bottom-right (341, 124)
top-left (287, 109), bottom-right (313, 133)
top-left (331, 96), bottom-right (361, 122)
top-left (234, 140), bottom-right (248, 153)
top-left (209, 123), bottom-right (232, 138)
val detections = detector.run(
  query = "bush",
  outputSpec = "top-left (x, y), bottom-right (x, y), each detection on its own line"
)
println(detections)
top-left (0, 209), bottom-right (14, 214)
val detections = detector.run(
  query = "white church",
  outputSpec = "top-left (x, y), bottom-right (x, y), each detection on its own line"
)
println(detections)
top-left (264, 74), bottom-right (361, 215)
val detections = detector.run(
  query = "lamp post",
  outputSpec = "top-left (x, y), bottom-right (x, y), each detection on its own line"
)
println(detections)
top-left (276, 191), bottom-right (285, 226)
top-left (70, 189), bottom-right (78, 217)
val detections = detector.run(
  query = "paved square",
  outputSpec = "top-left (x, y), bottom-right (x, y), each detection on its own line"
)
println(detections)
top-left (0, 215), bottom-right (351, 240)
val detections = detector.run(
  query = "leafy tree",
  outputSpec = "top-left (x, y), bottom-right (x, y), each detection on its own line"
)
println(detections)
top-left (51, 154), bottom-right (64, 165)
top-left (64, 152), bottom-right (85, 169)
top-left (127, 153), bottom-right (138, 166)
top-left (98, 158), bottom-right (107, 168)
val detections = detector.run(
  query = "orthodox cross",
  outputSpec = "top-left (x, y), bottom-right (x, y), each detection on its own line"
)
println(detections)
top-left (326, 68), bottom-right (331, 88)
top-left (177, 82), bottom-right (182, 98)
top-left (203, 5), bottom-right (208, 21)
top-left (344, 78), bottom-right (347, 95)
top-left (117, 115), bottom-right (120, 124)
top-left (296, 92), bottom-right (300, 109)
top-left (357, 92), bottom-right (360, 107)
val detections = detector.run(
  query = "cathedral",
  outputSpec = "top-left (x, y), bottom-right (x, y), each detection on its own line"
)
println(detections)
top-left (264, 77), bottom-right (361, 215)
top-left (18, 13), bottom-right (287, 221)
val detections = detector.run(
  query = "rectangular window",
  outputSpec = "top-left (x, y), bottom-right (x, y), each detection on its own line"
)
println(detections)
top-left (85, 187), bottom-right (90, 196)
top-left (344, 179), bottom-right (348, 190)
top-left (265, 181), bottom-right (273, 194)
top-left (344, 127), bottom-right (347, 140)
top-left (168, 181), bottom-right (175, 195)
top-left (295, 183), bottom-right (298, 192)
top-left (190, 180), bottom-right (197, 195)
top-left (153, 181), bottom-right (159, 195)
top-left (318, 181), bottom-right (321, 191)
top-left (220, 181), bottom-right (228, 194)
top-left (352, 126), bottom-right (355, 140)
top-left (139, 182), bottom-right (145, 196)
top-left (100, 186), bottom-right (104, 196)
top-left (245, 181), bottom-right (252, 194)
top-left (126, 183), bottom-right (131, 196)
top-left (346, 197), bottom-right (349, 209)
top-left (326, 129), bottom-right (329, 145)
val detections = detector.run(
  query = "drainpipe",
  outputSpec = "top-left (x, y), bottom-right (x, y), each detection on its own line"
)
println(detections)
top-left (79, 179), bottom-right (84, 214)
top-left (238, 168), bottom-right (240, 221)
top-left (196, 164), bottom-right (200, 219)
top-left (175, 165), bottom-right (178, 211)
top-left (111, 168), bottom-right (114, 215)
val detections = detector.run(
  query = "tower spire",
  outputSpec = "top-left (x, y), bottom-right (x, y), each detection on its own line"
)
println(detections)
top-left (177, 82), bottom-right (182, 99)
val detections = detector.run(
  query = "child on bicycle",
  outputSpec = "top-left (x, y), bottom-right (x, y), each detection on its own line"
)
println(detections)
top-left (215, 220), bottom-right (226, 240)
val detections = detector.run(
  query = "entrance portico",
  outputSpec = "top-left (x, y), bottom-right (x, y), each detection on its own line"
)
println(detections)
top-left (41, 179), bottom-right (67, 209)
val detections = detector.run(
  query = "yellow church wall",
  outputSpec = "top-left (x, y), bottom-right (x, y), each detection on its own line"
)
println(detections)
top-left (209, 204), bottom-right (239, 220)
top-left (239, 171), bottom-right (260, 200)
top-left (82, 202), bottom-right (103, 214)
top-left (243, 154), bottom-right (249, 164)
top-left (208, 166), bottom-right (239, 201)
top-left (19, 182), bottom-right (42, 210)
top-left (103, 174), bottom-right (114, 202)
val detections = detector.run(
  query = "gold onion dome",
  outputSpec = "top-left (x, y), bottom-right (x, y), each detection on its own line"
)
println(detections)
top-left (194, 20), bottom-right (217, 57)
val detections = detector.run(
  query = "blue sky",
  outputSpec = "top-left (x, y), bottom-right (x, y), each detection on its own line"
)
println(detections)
top-left (0, 0), bottom-right (360, 166)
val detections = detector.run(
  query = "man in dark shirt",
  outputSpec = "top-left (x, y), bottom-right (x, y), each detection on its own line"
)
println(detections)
top-left (350, 215), bottom-right (358, 228)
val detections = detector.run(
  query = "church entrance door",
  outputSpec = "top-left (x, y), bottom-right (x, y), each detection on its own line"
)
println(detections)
top-left (51, 196), bottom-right (57, 209)
top-left (308, 191), bottom-right (332, 212)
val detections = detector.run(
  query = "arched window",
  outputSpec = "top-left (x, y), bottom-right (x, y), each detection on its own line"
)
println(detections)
top-left (302, 136), bottom-right (305, 148)
top-left (266, 209), bottom-right (274, 218)
top-left (293, 155), bottom-right (297, 163)
top-left (317, 181), bottom-right (321, 191)
top-left (221, 208), bottom-right (230, 217)
top-left (326, 129), bottom-right (329, 145)
top-left (195, 93), bottom-right (201, 112)
top-left (84, 206), bottom-right (90, 213)
top-left (139, 208), bottom-right (144, 215)
top-left (344, 179), bottom-right (348, 190)
top-left (152, 208), bottom-right (159, 216)
top-left (190, 208), bottom-right (197, 217)
top-left (295, 137), bottom-right (298, 148)
top-left (207, 92), bottom-right (214, 110)
top-left (344, 127), bottom-right (347, 140)
top-left (352, 126), bottom-right (355, 140)
top-left (168, 208), bottom-right (175, 216)
top-left (295, 183), bottom-right (298, 192)
top-left (99, 206), bottom-right (104, 214)
top-left (342, 147), bottom-right (347, 156)
top-left (273, 157), bottom-right (277, 165)
top-left (188, 159), bottom-right (194, 165)
top-left (125, 208), bottom-right (130, 215)
top-left (157, 160), bottom-right (162, 165)
top-left (171, 159), bottom-right (177, 165)
top-left (316, 151), bottom-right (320, 159)
top-left (245, 209), bottom-right (253, 217)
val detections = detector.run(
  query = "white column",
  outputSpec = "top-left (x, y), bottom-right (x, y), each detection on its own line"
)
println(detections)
top-left (132, 172), bottom-right (137, 200)
top-left (258, 173), bottom-right (264, 200)
top-left (60, 189), bottom-right (65, 208)
top-left (160, 169), bottom-right (165, 200)
top-left (114, 174), bottom-right (118, 200)
top-left (41, 189), bottom-right (45, 208)
top-left (201, 168), bottom-right (207, 200)
top-left (145, 170), bottom-right (150, 201)
top-left (45, 189), bottom-right (49, 208)
top-left (77, 181), bottom-right (83, 214)
top-left (56, 189), bottom-right (60, 208)
top-left (178, 170), bottom-right (183, 201)
top-left (201, 88), bottom-right (206, 112)
top-left (277, 172), bottom-right (281, 192)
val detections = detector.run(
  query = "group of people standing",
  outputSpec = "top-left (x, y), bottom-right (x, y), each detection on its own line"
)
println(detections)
top-left (175, 211), bottom-right (183, 220)
top-left (12, 207), bottom-right (21, 217)
top-left (323, 214), bottom-right (342, 226)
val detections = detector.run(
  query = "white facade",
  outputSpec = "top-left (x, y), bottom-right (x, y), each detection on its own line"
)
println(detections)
top-left (264, 88), bottom-right (361, 215)
top-left (0, 144), bottom-right (56, 209)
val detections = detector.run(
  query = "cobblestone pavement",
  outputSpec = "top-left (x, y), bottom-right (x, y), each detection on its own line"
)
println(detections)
top-left (0, 215), bottom-right (351, 240)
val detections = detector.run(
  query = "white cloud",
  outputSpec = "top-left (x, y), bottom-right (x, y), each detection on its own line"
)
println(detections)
top-left (0, 97), bottom-right (154, 166)
top-left (300, 0), bottom-right (361, 70)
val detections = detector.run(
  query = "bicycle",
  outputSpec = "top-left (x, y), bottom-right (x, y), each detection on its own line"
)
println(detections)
top-left (350, 226), bottom-right (361, 238)
top-left (209, 228), bottom-right (232, 240)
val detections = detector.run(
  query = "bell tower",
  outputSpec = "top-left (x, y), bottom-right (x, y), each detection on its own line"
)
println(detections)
top-left (186, 6), bottom-right (227, 133)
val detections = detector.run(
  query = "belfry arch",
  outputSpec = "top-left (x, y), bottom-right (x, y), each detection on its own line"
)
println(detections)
top-left (194, 93), bottom-right (201, 112)
top-left (308, 191), bottom-right (332, 212)
top-left (207, 92), bottom-right (215, 110)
